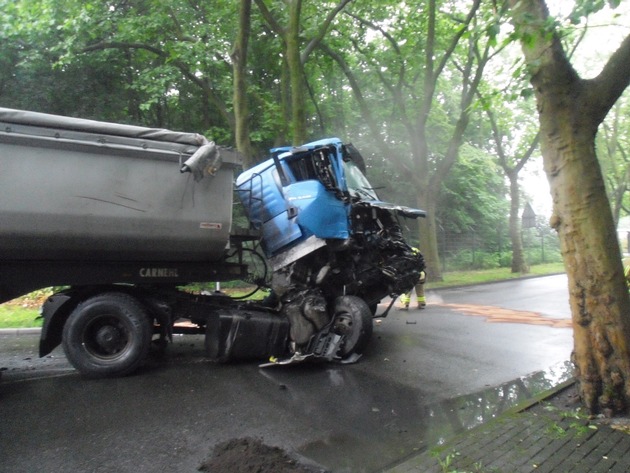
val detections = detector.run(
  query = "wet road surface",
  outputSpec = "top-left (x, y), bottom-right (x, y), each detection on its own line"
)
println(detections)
top-left (0, 275), bottom-right (574, 472)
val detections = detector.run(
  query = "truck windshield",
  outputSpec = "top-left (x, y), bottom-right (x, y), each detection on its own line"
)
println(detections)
top-left (343, 161), bottom-right (378, 201)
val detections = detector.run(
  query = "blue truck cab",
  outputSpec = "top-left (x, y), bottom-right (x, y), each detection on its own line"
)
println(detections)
top-left (236, 138), bottom-right (424, 262)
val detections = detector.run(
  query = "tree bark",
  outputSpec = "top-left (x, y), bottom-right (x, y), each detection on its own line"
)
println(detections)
top-left (509, 0), bottom-right (630, 414)
top-left (507, 171), bottom-right (527, 273)
top-left (232, 0), bottom-right (254, 168)
top-left (286, 0), bottom-right (305, 144)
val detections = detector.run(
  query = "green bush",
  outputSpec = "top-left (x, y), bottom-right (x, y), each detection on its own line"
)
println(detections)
top-left (525, 247), bottom-right (563, 265)
top-left (444, 249), bottom-right (504, 271)
top-left (0, 305), bottom-right (42, 328)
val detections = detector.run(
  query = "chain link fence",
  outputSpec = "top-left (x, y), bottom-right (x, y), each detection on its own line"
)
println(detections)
top-left (436, 220), bottom-right (562, 272)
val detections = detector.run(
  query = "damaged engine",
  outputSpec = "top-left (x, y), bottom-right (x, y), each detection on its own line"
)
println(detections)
top-left (236, 138), bottom-right (426, 364)
top-left (270, 204), bottom-right (424, 357)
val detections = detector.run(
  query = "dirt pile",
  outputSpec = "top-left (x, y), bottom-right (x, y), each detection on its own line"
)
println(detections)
top-left (199, 437), bottom-right (327, 473)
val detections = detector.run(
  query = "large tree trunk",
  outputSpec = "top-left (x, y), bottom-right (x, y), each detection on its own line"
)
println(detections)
top-left (510, 0), bottom-right (630, 414)
top-left (545, 101), bottom-right (630, 413)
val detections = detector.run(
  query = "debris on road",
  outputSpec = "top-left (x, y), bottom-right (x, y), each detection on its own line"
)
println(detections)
top-left (198, 437), bottom-right (328, 473)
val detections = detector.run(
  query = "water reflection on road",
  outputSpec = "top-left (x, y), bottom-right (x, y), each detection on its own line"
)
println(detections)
top-left (259, 360), bottom-right (574, 473)
top-left (426, 360), bottom-right (573, 445)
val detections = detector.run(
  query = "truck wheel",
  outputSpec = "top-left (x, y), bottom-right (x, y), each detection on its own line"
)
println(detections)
top-left (332, 296), bottom-right (373, 358)
top-left (62, 292), bottom-right (152, 378)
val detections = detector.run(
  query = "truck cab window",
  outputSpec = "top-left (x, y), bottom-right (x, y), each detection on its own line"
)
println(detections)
top-left (287, 148), bottom-right (338, 191)
top-left (343, 161), bottom-right (378, 201)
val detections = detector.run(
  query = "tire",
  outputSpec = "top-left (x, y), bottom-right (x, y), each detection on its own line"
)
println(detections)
top-left (331, 295), bottom-right (373, 358)
top-left (62, 292), bottom-right (153, 378)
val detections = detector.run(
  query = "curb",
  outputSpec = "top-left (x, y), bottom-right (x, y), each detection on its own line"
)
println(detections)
top-left (382, 376), bottom-right (577, 473)
top-left (0, 327), bottom-right (42, 335)
top-left (510, 377), bottom-right (577, 413)
top-left (425, 272), bottom-right (566, 292)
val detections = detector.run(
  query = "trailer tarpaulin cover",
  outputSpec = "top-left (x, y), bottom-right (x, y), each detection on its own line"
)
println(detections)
top-left (0, 107), bottom-right (207, 146)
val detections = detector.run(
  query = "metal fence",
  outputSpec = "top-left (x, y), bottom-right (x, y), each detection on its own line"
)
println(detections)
top-left (436, 224), bottom-right (562, 272)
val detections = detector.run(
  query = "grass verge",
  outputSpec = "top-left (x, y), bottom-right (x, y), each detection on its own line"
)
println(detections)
top-left (0, 263), bottom-right (565, 329)
top-left (0, 305), bottom-right (42, 329)
top-left (426, 262), bottom-right (565, 289)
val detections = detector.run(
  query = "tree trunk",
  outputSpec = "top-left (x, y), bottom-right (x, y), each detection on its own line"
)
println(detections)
top-left (417, 190), bottom-right (441, 281)
top-left (232, 0), bottom-right (254, 168)
top-left (274, 57), bottom-right (291, 147)
top-left (286, 0), bottom-right (306, 145)
top-left (480, 95), bottom-right (537, 274)
top-left (510, 0), bottom-right (630, 414)
top-left (254, 0), bottom-right (351, 146)
top-left (508, 172), bottom-right (527, 273)
top-left (545, 103), bottom-right (630, 413)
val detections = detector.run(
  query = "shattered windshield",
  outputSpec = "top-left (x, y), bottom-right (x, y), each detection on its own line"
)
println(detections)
top-left (343, 161), bottom-right (378, 201)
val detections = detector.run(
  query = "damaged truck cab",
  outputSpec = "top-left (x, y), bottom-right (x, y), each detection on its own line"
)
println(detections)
top-left (236, 138), bottom-right (425, 363)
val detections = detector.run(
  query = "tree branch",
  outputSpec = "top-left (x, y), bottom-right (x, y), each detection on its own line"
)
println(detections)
top-left (253, 0), bottom-right (286, 38)
top-left (317, 41), bottom-right (405, 170)
top-left (301, 0), bottom-right (353, 63)
top-left (588, 34), bottom-right (630, 124)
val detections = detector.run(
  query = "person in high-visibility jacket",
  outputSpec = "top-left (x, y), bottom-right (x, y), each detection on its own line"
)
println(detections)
top-left (400, 247), bottom-right (426, 310)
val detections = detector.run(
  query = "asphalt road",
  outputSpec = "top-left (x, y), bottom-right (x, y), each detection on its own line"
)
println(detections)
top-left (0, 275), bottom-right (574, 473)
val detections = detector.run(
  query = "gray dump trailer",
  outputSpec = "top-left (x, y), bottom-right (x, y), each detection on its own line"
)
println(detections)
top-left (0, 108), bottom-right (240, 297)
top-left (0, 108), bottom-right (425, 377)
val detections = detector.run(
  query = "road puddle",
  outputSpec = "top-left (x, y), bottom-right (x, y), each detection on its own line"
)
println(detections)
top-left (294, 360), bottom-right (574, 472)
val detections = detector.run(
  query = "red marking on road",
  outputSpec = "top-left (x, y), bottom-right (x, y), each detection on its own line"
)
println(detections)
top-left (434, 303), bottom-right (572, 328)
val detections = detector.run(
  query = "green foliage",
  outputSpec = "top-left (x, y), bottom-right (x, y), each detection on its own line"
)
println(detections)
top-left (445, 250), bottom-right (503, 271)
top-left (0, 305), bottom-right (42, 328)
top-left (425, 262), bottom-right (565, 289)
top-left (433, 450), bottom-right (487, 473)
top-left (597, 92), bottom-right (630, 223)
top-left (522, 226), bottom-right (563, 265)
top-left (568, 0), bottom-right (616, 25)
top-left (541, 403), bottom-right (597, 439)
top-left (1, 0), bottom-right (241, 135)
top-left (438, 144), bottom-right (509, 245)
top-left (439, 221), bottom-right (562, 271)
top-left (525, 246), bottom-right (563, 266)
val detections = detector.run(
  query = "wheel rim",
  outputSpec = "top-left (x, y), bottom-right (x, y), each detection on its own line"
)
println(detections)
top-left (333, 313), bottom-right (354, 335)
top-left (333, 311), bottom-right (361, 356)
top-left (82, 315), bottom-right (132, 360)
top-left (331, 296), bottom-right (373, 358)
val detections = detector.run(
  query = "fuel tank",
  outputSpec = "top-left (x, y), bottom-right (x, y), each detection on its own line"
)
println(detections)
top-left (0, 108), bottom-right (240, 263)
